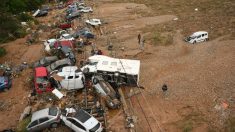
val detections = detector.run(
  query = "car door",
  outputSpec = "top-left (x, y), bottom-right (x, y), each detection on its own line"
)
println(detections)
top-left (196, 35), bottom-right (202, 42)
top-left (74, 73), bottom-right (84, 89)
top-left (67, 75), bottom-right (75, 90)
top-left (66, 118), bottom-right (86, 132)
top-left (38, 117), bottom-right (50, 130)
top-left (27, 120), bottom-right (39, 131)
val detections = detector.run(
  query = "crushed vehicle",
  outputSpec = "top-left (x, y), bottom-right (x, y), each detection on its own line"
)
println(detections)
top-left (185, 31), bottom-right (209, 44)
top-left (81, 55), bottom-right (140, 86)
top-left (52, 66), bottom-right (85, 90)
top-left (66, 11), bottom-right (81, 21)
top-left (34, 67), bottom-right (53, 94)
top-left (54, 40), bottom-right (75, 49)
top-left (92, 76), bottom-right (121, 109)
top-left (34, 56), bottom-right (59, 68)
top-left (72, 28), bottom-right (95, 39)
top-left (85, 19), bottom-right (101, 26)
top-left (26, 107), bottom-right (61, 132)
top-left (58, 22), bottom-right (72, 30)
top-left (61, 108), bottom-right (103, 132)
top-left (80, 7), bottom-right (93, 13)
top-left (0, 76), bottom-right (12, 91)
top-left (46, 58), bottom-right (73, 73)
top-left (34, 9), bottom-right (48, 17)
top-left (57, 46), bottom-right (76, 64)
top-left (59, 33), bottom-right (75, 41)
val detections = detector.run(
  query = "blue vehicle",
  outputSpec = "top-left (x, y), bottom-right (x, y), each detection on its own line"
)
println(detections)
top-left (0, 76), bottom-right (12, 91)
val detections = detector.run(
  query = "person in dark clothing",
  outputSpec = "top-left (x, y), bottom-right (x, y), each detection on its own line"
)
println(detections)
top-left (138, 34), bottom-right (141, 44)
top-left (162, 84), bottom-right (168, 92)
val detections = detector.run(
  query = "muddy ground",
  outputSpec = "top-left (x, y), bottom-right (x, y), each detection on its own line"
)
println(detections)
top-left (0, 0), bottom-right (235, 132)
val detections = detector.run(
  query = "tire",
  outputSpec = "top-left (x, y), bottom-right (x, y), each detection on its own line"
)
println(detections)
top-left (193, 41), bottom-right (196, 44)
top-left (50, 123), bottom-right (58, 128)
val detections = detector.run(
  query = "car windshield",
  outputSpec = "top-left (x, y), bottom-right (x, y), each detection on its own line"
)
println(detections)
top-left (36, 77), bottom-right (47, 83)
top-left (49, 107), bottom-right (58, 116)
top-left (89, 123), bottom-right (100, 132)
top-left (189, 35), bottom-right (196, 39)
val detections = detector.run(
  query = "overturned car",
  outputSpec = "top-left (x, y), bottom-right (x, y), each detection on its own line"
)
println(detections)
top-left (92, 75), bottom-right (121, 109)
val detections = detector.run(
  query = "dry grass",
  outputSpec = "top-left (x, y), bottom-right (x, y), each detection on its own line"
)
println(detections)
top-left (112, 0), bottom-right (235, 40)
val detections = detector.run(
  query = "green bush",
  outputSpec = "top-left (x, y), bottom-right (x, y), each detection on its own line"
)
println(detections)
top-left (0, 47), bottom-right (7, 57)
top-left (17, 13), bottom-right (33, 22)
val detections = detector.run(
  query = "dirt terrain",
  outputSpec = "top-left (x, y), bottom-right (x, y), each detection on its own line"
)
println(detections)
top-left (0, 0), bottom-right (235, 131)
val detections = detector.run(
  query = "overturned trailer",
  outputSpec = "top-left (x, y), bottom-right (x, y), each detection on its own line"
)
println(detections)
top-left (82, 55), bottom-right (140, 86)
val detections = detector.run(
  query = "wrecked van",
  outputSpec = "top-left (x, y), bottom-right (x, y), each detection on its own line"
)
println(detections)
top-left (81, 55), bottom-right (140, 86)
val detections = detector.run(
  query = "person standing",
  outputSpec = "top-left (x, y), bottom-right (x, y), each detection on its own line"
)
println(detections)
top-left (140, 37), bottom-right (145, 51)
top-left (137, 33), bottom-right (141, 44)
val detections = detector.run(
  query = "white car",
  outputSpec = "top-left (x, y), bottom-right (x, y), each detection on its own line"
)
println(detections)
top-left (85, 19), bottom-right (101, 26)
top-left (61, 109), bottom-right (103, 132)
top-left (56, 66), bottom-right (85, 90)
top-left (80, 7), bottom-right (93, 13)
top-left (60, 33), bottom-right (75, 41)
top-left (185, 31), bottom-right (209, 44)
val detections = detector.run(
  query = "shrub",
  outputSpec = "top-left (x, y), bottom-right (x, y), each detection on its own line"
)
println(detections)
top-left (0, 47), bottom-right (7, 57)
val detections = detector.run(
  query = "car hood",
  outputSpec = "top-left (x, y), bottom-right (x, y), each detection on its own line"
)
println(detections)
top-left (83, 117), bottom-right (99, 130)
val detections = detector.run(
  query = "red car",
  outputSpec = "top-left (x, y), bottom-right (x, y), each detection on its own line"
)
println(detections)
top-left (54, 40), bottom-right (75, 49)
top-left (58, 23), bottom-right (72, 30)
top-left (34, 67), bottom-right (53, 94)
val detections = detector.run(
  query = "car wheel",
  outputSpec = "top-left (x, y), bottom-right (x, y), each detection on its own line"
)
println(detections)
top-left (193, 41), bottom-right (196, 44)
top-left (51, 123), bottom-right (58, 128)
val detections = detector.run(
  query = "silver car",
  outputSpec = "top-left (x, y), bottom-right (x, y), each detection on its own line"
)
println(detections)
top-left (34, 56), bottom-right (58, 68)
top-left (26, 107), bottom-right (61, 132)
top-left (46, 58), bottom-right (72, 73)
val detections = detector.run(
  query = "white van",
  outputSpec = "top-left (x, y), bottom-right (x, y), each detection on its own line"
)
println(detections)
top-left (185, 31), bottom-right (209, 44)
top-left (56, 66), bottom-right (85, 90)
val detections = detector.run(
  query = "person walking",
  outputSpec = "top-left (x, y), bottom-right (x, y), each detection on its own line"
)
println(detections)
top-left (139, 37), bottom-right (145, 51)
top-left (137, 33), bottom-right (141, 44)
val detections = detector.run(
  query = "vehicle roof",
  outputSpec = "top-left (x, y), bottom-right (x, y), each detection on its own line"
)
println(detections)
top-left (54, 41), bottom-right (74, 48)
top-left (192, 31), bottom-right (208, 36)
top-left (35, 67), bottom-right (48, 77)
top-left (42, 56), bottom-right (58, 60)
top-left (89, 55), bottom-right (140, 75)
top-left (31, 108), bottom-right (49, 122)
top-left (57, 66), bottom-right (83, 77)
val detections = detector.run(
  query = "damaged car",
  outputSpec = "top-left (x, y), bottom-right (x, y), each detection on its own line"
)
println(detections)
top-left (92, 76), bottom-right (121, 109)
top-left (34, 67), bottom-right (53, 94)
top-left (34, 56), bottom-right (59, 68)
top-left (81, 55), bottom-right (140, 86)
top-left (61, 108), bottom-right (103, 132)
top-left (26, 107), bottom-right (61, 132)
top-left (52, 66), bottom-right (85, 90)
top-left (46, 58), bottom-right (72, 73)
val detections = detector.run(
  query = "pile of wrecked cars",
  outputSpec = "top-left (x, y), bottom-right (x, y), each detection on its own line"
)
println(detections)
top-left (12, 1), bottom-right (141, 132)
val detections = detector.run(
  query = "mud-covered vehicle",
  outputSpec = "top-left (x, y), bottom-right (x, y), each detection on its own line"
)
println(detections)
top-left (92, 76), bottom-right (121, 109)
